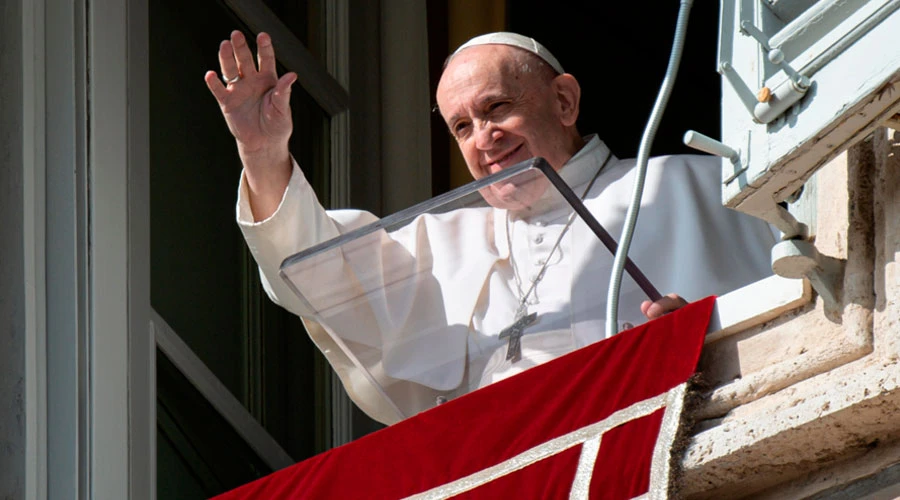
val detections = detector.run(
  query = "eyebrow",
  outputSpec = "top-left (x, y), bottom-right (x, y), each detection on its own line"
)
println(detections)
top-left (444, 92), bottom-right (511, 126)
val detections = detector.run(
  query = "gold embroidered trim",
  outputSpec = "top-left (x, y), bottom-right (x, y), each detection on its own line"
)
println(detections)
top-left (569, 435), bottom-right (602, 500)
top-left (404, 388), bottom-right (677, 499)
top-left (648, 383), bottom-right (688, 500)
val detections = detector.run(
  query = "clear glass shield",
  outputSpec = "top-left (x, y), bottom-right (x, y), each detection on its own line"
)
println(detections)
top-left (279, 158), bottom-right (660, 420)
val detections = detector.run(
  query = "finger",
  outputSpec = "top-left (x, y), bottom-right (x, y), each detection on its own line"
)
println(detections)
top-left (257, 32), bottom-right (277, 78)
top-left (231, 30), bottom-right (257, 77)
top-left (271, 72), bottom-right (297, 113)
top-left (204, 70), bottom-right (228, 103)
top-left (218, 39), bottom-right (240, 82)
top-left (643, 293), bottom-right (687, 320)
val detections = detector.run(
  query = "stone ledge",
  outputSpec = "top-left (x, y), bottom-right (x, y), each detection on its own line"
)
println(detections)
top-left (753, 436), bottom-right (900, 498)
top-left (681, 358), bottom-right (900, 498)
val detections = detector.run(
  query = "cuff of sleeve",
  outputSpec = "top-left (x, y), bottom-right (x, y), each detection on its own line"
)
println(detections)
top-left (236, 158), bottom-right (308, 228)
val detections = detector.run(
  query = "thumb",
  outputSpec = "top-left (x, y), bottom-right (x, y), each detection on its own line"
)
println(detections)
top-left (271, 72), bottom-right (296, 112)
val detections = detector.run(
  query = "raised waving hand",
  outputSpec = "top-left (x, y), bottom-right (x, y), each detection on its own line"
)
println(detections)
top-left (205, 31), bottom-right (296, 221)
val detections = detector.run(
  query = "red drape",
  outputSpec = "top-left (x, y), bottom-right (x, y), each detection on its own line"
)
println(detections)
top-left (213, 296), bottom-right (715, 499)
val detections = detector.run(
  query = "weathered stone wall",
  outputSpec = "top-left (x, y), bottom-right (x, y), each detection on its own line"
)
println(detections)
top-left (682, 128), bottom-right (900, 498)
top-left (873, 129), bottom-right (900, 361)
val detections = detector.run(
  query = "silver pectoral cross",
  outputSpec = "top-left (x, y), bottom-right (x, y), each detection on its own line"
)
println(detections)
top-left (498, 310), bottom-right (538, 363)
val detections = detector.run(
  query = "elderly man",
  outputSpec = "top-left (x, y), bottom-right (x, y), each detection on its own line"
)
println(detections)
top-left (205, 31), bottom-right (774, 424)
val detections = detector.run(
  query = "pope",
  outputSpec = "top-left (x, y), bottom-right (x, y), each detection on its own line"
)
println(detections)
top-left (205, 31), bottom-right (775, 424)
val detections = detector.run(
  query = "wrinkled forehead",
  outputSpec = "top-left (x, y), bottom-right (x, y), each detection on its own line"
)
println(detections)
top-left (436, 45), bottom-right (526, 106)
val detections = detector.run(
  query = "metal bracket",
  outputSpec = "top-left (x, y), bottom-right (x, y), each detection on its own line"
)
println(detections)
top-left (739, 20), bottom-right (809, 88)
top-left (719, 61), bottom-right (761, 120)
top-left (739, 20), bottom-right (812, 124)
top-left (683, 130), bottom-right (740, 163)
top-left (768, 203), bottom-right (809, 240)
top-left (683, 130), bottom-right (749, 185)
top-left (771, 239), bottom-right (844, 311)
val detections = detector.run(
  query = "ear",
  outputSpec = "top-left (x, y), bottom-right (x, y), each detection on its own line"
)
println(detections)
top-left (551, 74), bottom-right (581, 127)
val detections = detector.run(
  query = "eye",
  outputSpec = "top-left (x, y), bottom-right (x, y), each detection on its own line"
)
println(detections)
top-left (453, 121), bottom-right (471, 138)
top-left (486, 101), bottom-right (509, 113)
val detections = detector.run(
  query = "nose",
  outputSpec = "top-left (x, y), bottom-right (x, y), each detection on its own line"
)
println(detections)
top-left (474, 119), bottom-right (500, 150)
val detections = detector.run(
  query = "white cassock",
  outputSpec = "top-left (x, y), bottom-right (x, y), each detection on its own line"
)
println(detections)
top-left (237, 136), bottom-right (775, 425)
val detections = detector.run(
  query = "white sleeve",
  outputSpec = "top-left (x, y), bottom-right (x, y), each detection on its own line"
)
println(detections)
top-left (235, 158), bottom-right (378, 317)
top-left (234, 160), bottom-right (460, 423)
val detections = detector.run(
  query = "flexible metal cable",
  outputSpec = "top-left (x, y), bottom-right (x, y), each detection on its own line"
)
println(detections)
top-left (605, 0), bottom-right (695, 338)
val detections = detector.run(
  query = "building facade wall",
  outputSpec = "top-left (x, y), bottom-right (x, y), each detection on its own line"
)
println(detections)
top-left (683, 127), bottom-right (900, 498)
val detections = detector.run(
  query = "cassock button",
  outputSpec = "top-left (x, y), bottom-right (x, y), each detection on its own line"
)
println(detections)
top-left (536, 258), bottom-right (546, 266)
top-left (534, 235), bottom-right (544, 244)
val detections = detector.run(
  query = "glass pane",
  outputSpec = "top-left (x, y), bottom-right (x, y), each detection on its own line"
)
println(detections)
top-left (156, 349), bottom-right (272, 498)
top-left (148, 0), bottom-right (329, 473)
top-left (279, 160), bottom-right (660, 420)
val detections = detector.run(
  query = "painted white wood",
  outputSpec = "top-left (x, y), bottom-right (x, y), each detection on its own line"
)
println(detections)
top-left (152, 311), bottom-right (295, 470)
top-left (765, 0), bottom-right (820, 22)
top-left (719, 0), bottom-right (900, 229)
top-left (22, 0), bottom-right (48, 497)
top-left (43, 0), bottom-right (91, 496)
top-left (88, 0), bottom-right (131, 496)
top-left (706, 275), bottom-right (812, 343)
top-left (769, 0), bottom-right (870, 60)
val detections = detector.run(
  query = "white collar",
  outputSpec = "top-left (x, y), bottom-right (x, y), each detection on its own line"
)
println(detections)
top-left (557, 135), bottom-right (612, 189)
top-left (509, 135), bottom-right (613, 219)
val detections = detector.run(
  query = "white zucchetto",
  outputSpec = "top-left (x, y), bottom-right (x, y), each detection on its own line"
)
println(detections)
top-left (450, 32), bottom-right (565, 75)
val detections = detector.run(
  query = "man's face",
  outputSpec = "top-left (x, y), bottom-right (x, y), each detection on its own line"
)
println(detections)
top-left (436, 45), bottom-right (576, 208)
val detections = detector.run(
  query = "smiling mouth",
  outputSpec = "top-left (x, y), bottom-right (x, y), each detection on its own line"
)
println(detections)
top-left (486, 144), bottom-right (524, 169)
